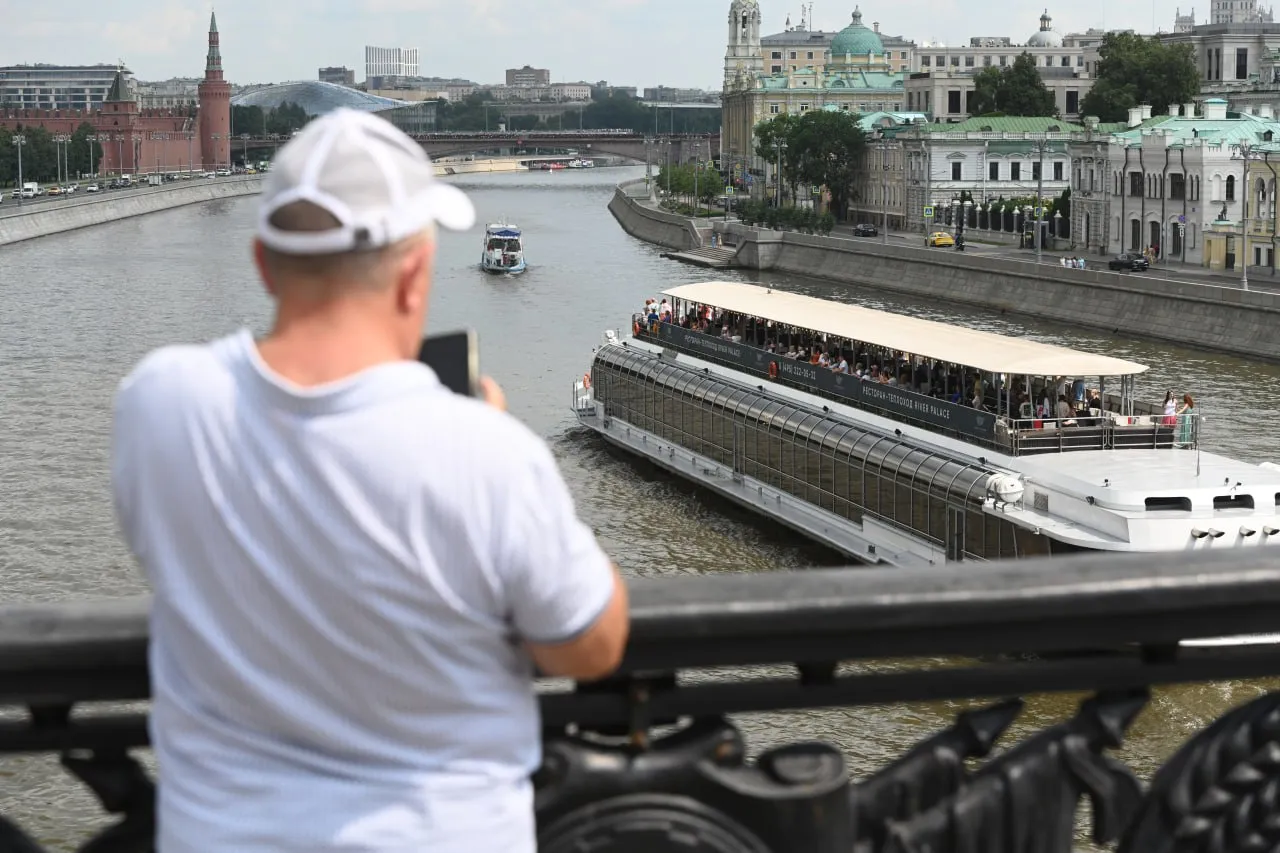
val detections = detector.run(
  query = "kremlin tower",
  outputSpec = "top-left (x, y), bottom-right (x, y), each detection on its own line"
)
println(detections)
top-left (198, 11), bottom-right (232, 170)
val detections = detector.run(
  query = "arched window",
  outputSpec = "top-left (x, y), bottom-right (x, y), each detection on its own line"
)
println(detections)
top-left (1227, 174), bottom-right (1236, 201)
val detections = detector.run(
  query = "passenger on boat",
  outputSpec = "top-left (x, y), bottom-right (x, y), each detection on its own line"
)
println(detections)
top-left (1162, 391), bottom-right (1177, 426)
top-left (659, 300), bottom-right (671, 321)
top-left (1176, 394), bottom-right (1197, 444)
top-left (833, 354), bottom-right (849, 373)
top-left (1018, 393), bottom-right (1035, 419)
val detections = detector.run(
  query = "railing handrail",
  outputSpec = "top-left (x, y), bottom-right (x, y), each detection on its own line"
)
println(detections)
top-left (6, 549), bottom-right (1280, 696)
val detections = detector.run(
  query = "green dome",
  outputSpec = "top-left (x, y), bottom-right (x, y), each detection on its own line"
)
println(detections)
top-left (830, 7), bottom-right (883, 56)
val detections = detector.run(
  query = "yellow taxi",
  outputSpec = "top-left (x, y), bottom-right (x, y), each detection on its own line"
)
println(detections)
top-left (926, 231), bottom-right (954, 247)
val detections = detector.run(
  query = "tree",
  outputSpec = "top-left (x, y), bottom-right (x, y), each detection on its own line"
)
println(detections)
top-left (437, 91), bottom-right (495, 131)
top-left (265, 102), bottom-right (309, 135)
top-left (232, 104), bottom-right (267, 136)
top-left (970, 67), bottom-right (1004, 116)
top-left (970, 53), bottom-right (1057, 117)
top-left (68, 122), bottom-right (103, 178)
top-left (753, 113), bottom-right (802, 203)
top-left (788, 110), bottom-right (866, 220)
top-left (1080, 33), bottom-right (1199, 123)
top-left (754, 111), bottom-right (865, 218)
top-left (0, 126), bottom-right (12, 187)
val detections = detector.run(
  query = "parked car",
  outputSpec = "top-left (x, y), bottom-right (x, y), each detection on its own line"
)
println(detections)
top-left (927, 231), bottom-right (955, 247)
top-left (853, 223), bottom-right (878, 237)
top-left (1108, 252), bottom-right (1150, 272)
top-left (86, 183), bottom-right (100, 193)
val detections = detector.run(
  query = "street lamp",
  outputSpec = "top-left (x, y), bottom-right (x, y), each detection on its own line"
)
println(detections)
top-left (186, 130), bottom-right (194, 177)
top-left (953, 197), bottom-right (972, 250)
top-left (153, 131), bottom-right (169, 176)
top-left (86, 134), bottom-right (98, 180)
top-left (11, 134), bottom-right (25, 204)
top-left (211, 134), bottom-right (223, 171)
top-left (775, 139), bottom-right (787, 208)
top-left (52, 133), bottom-right (70, 185)
top-left (241, 132), bottom-right (250, 169)
top-left (693, 137), bottom-right (701, 215)
top-left (876, 137), bottom-right (891, 245)
top-left (114, 133), bottom-right (125, 177)
top-left (131, 133), bottom-right (143, 176)
top-left (1030, 135), bottom-right (1049, 265)
top-left (1234, 140), bottom-right (1253, 291)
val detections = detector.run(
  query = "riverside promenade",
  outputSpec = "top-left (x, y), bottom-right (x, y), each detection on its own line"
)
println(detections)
top-left (0, 177), bottom-right (264, 247)
top-left (609, 178), bottom-right (1280, 363)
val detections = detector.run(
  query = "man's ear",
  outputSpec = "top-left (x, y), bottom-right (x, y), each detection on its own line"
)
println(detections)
top-left (252, 239), bottom-right (278, 297)
top-left (395, 238), bottom-right (434, 314)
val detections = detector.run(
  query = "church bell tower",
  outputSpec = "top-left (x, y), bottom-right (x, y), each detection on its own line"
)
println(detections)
top-left (724, 0), bottom-right (764, 92)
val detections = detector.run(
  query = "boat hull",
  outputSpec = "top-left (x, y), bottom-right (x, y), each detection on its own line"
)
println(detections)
top-left (481, 258), bottom-right (526, 274)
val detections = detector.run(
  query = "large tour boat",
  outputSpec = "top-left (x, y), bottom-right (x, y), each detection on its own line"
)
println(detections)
top-left (480, 223), bottom-right (526, 275)
top-left (572, 281), bottom-right (1280, 568)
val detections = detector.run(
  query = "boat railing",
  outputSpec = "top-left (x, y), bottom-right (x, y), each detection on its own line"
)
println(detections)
top-left (631, 320), bottom-right (1199, 456)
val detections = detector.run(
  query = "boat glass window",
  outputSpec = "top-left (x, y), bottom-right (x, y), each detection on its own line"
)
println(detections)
top-left (1213, 494), bottom-right (1254, 510)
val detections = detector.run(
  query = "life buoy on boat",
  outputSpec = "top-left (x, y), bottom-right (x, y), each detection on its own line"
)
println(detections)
top-left (583, 373), bottom-right (591, 389)
top-left (768, 361), bottom-right (779, 380)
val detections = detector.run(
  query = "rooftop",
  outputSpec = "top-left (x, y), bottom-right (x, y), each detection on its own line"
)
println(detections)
top-left (229, 80), bottom-right (410, 115)
top-left (662, 282), bottom-right (1148, 377)
top-left (925, 116), bottom-right (1085, 133)
top-left (1105, 112), bottom-right (1280, 146)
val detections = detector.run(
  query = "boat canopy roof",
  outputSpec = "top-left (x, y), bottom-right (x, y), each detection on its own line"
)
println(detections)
top-left (662, 281), bottom-right (1150, 377)
top-left (486, 224), bottom-right (521, 237)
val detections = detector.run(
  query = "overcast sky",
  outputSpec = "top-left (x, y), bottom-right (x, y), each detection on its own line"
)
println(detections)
top-left (0, 0), bottom-right (1202, 88)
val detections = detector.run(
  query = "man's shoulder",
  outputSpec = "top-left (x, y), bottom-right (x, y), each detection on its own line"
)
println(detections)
top-left (117, 339), bottom-right (236, 404)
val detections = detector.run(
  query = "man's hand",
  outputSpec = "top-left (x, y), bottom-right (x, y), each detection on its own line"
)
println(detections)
top-left (479, 376), bottom-right (506, 412)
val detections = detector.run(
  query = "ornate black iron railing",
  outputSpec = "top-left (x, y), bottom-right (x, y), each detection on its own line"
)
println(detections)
top-left (7, 549), bottom-right (1280, 851)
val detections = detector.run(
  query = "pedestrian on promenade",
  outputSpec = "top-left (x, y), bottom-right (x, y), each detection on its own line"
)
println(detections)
top-left (111, 108), bottom-right (629, 853)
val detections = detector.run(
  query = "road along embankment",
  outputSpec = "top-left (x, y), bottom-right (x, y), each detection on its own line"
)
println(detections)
top-left (716, 222), bottom-right (1280, 362)
top-left (0, 177), bottom-right (263, 247)
top-left (607, 174), bottom-right (1280, 363)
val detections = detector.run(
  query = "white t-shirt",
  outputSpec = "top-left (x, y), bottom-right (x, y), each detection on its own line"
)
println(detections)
top-left (111, 330), bottom-right (615, 853)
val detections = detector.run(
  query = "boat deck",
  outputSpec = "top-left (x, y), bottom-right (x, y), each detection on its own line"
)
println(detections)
top-left (1016, 450), bottom-right (1280, 514)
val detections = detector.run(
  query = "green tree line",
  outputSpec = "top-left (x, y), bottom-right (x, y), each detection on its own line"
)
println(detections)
top-left (971, 53), bottom-right (1057, 117)
top-left (0, 123), bottom-right (104, 186)
top-left (966, 38), bottom-right (1197, 123)
top-left (655, 162), bottom-right (725, 215)
top-left (1081, 33), bottom-right (1199, 122)
top-left (753, 110), bottom-right (866, 220)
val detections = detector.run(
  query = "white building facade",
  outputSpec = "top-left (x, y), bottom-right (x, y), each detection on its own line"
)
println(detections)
top-left (1067, 99), bottom-right (1280, 267)
top-left (899, 116), bottom-right (1078, 232)
top-left (364, 46), bottom-right (420, 80)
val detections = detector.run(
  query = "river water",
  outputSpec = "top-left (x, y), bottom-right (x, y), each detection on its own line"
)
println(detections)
top-left (3, 166), bottom-right (1280, 849)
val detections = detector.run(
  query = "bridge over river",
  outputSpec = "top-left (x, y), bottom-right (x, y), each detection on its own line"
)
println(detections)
top-left (234, 130), bottom-right (719, 163)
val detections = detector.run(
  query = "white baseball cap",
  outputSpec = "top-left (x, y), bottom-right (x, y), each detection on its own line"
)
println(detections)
top-left (257, 108), bottom-right (475, 255)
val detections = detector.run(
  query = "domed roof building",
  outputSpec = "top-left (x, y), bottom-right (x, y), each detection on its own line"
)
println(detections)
top-left (1026, 10), bottom-right (1063, 48)
top-left (830, 8), bottom-right (884, 60)
top-left (229, 80), bottom-right (438, 133)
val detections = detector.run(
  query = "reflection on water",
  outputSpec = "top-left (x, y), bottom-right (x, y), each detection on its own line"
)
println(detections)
top-left (2, 166), bottom-right (1278, 849)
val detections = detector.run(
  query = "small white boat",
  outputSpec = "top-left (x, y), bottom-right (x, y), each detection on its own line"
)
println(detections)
top-left (566, 158), bottom-right (595, 169)
top-left (480, 223), bottom-right (526, 275)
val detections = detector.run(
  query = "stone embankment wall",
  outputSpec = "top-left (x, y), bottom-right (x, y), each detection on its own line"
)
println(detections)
top-left (608, 180), bottom-right (705, 250)
top-left (711, 220), bottom-right (1280, 361)
top-left (0, 177), bottom-right (263, 247)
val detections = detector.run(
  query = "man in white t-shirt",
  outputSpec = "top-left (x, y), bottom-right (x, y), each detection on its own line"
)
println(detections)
top-left (110, 108), bottom-right (629, 853)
